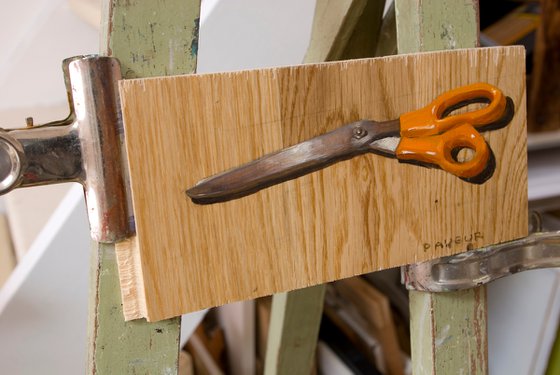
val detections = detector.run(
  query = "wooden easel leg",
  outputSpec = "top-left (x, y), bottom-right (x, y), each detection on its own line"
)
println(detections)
top-left (265, 286), bottom-right (326, 375)
top-left (303, 0), bottom-right (386, 62)
top-left (88, 244), bottom-right (182, 373)
top-left (87, 1), bottom-right (201, 373)
top-left (409, 289), bottom-right (487, 374)
top-left (546, 319), bottom-right (560, 375)
top-left (394, 1), bottom-right (488, 373)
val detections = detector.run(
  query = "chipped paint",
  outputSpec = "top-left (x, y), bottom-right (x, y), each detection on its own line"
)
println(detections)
top-left (90, 0), bottom-right (201, 373)
top-left (435, 324), bottom-right (451, 347)
top-left (106, 0), bottom-right (199, 78)
top-left (398, 1), bottom-right (488, 374)
top-left (190, 17), bottom-right (200, 58)
top-left (439, 23), bottom-right (457, 49)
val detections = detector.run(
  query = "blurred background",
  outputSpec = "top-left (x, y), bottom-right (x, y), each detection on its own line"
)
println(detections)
top-left (0, 0), bottom-right (558, 374)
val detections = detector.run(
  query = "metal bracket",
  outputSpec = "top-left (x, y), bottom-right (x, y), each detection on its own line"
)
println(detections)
top-left (403, 214), bottom-right (560, 292)
top-left (0, 55), bottom-right (130, 242)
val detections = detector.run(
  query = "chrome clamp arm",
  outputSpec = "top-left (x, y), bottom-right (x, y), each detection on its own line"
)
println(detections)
top-left (0, 56), bottom-right (130, 242)
top-left (403, 214), bottom-right (560, 291)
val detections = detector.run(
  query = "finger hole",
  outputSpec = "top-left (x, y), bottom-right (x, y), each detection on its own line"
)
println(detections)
top-left (451, 146), bottom-right (476, 164)
top-left (440, 97), bottom-right (491, 119)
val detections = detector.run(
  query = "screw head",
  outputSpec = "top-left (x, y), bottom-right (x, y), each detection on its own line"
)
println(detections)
top-left (352, 126), bottom-right (367, 139)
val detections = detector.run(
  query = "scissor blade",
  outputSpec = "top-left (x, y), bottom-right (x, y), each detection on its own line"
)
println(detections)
top-left (186, 119), bottom-right (399, 203)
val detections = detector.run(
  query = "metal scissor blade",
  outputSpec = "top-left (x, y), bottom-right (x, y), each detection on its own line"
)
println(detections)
top-left (186, 119), bottom-right (400, 203)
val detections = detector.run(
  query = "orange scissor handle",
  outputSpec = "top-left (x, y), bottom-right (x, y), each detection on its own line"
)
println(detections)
top-left (399, 83), bottom-right (507, 138)
top-left (396, 123), bottom-right (490, 179)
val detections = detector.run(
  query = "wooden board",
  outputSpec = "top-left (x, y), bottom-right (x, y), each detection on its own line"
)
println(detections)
top-left (117, 46), bottom-right (528, 321)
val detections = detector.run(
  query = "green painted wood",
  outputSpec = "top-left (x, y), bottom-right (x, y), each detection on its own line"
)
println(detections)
top-left (305, 0), bottom-right (388, 63)
top-left (374, 1), bottom-right (397, 57)
top-left (303, 0), bottom-right (367, 63)
top-left (395, 1), bottom-right (487, 374)
top-left (546, 320), bottom-right (560, 375)
top-left (339, 0), bottom-right (386, 60)
top-left (88, 244), bottom-right (183, 374)
top-left (395, 0), bottom-right (479, 54)
top-left (100, 0), bottom-right (199, 79)
top-left (264, 285), bottom-right (326, 375)
top-left (409, 289), bottom-right (487, 375)
top-left (88, 1), bottom-right (200, 374)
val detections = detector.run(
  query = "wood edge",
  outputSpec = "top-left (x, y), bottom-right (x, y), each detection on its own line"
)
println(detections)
top-left (115, 235), bottom-right (148, 320)
top-left (114, 78), bottom-right (146, 321)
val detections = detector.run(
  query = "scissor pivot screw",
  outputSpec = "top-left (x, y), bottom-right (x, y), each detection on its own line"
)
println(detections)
top-left (352, 126), bottom-right (367, 139)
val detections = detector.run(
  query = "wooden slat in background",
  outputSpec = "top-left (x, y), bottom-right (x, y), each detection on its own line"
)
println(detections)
top-left (117, 46), bottom-right (528, 321)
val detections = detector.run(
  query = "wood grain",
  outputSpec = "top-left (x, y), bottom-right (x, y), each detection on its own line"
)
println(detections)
top-left (117, 46), bottom-right (528, 321)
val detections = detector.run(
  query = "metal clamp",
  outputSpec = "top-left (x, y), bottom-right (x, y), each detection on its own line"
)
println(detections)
top-left (0, 56), bottom-right (130, 242)
top-left (402, 214), bottom-right (560, 292)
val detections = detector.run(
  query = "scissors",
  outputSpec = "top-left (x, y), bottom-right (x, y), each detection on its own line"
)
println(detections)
top-left (187, 83), bottom-right (514, 204)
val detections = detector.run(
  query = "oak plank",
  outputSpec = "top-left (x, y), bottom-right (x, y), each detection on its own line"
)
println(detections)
top-left (118, 46), bottom-right (528, 321)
